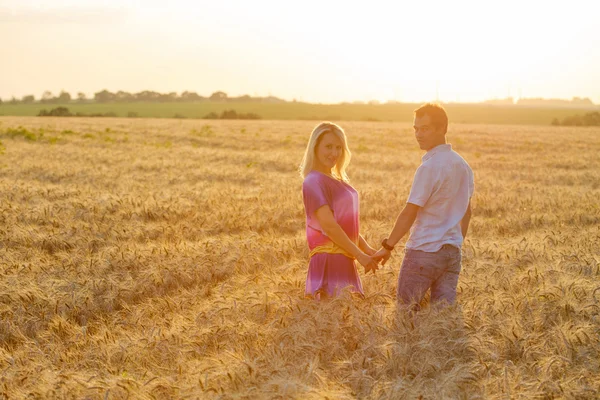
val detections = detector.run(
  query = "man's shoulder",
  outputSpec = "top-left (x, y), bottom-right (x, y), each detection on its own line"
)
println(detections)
top-left (415, 160), bottom-right (436, 174)
top-left (440, 149), bottom-right (472, 168)
top-left (422, 150), bottom-right (454, 168)
top-left (423, 150), bottom-right (472, 180)
top-left (448, 148), bottom-right (467, 160)
top-left (450, 150), bottom-right (473, 171)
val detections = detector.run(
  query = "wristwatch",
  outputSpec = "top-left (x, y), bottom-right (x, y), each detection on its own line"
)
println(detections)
top-left (381, 238), bottom-right (394, 251)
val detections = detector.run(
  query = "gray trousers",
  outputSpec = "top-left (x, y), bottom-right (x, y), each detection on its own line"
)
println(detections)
top-left (397, 244), bottom-right (462, 306)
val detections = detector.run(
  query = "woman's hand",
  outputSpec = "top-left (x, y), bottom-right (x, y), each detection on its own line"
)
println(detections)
top-left (356, 253), bottom-right (379, 274)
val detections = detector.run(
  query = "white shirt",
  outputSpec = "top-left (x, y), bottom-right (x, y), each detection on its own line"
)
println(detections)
top-left (405, 144), bottom-right (474, 252)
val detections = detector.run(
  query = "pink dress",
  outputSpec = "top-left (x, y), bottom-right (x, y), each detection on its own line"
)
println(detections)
top-left (302, 170), bottom-right (364, 298)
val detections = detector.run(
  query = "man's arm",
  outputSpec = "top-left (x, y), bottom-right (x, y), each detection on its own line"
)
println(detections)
top-left (387, 202), bottom-right (420, 246)
top-left (461, 199), bottom-right (472, 239)
top-left (373, 202), bottom-right (420, 265)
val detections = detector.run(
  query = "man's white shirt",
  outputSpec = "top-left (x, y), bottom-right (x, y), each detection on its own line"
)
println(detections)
top-left (406, 144), bottom-right (474, 252)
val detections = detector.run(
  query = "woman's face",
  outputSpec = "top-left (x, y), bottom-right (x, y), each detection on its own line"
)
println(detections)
top-left (315, 131), bottom-right (343, 172)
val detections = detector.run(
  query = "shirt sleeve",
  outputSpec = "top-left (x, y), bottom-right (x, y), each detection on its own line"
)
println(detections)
top-left (302, 177), bottom-right (331, 217)
top-left (407, 164), bottom-right (437, 207)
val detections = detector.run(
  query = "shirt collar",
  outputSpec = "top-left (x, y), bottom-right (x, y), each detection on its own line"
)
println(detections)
top-left (422, 143), bottom-right (452, 162)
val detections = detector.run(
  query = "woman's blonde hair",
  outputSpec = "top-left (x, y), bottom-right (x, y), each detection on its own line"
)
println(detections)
top-left (299, 122), bottom-right (351, 182)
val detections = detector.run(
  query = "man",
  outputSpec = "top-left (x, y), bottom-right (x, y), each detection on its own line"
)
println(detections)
top-left (374, 103), bottom-right (474, 308)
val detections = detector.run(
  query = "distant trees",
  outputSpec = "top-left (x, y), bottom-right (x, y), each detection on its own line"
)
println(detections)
top-left (552, 111), bottom-right (600, 126)
top-left (209, 91), bottom-right (228, 101)
top-left (235, 94), bottom-right (252, 102)
top-left (94, 90), bottom-right (115, 102)
top-left (86, 89), bottom-right (285, 103)
top-left (38, 106), bottom-right (117, 117)
top-left (38, 106), bottom-right (72, 117)
top-left (160, 92), bottom-right (178, 102)
top-left (571, 97), bottom-right (594, 106)
top-left (6, 88), bottom-right (288, 104)
top-left (134, 90), bottom-right (160, 102)
top-left (517, 97), bottom-right (594, 107)
top-left (115, 91), bottom-right (135, 102)
top-left (582, 113), bottom-right (600, 125)
top-left (484, 97), bottom-right (515, 105)
top-left (203, 109), bottom-right (261, 120)
top-left (33, 105), bottom-right (261, 120)
top-left (180, 91), bottom-right (205, 101)
top-left (41, 91), bottom-right (54, 103)
top-left (57, 91), bottom-right (71, 103)
top-left (38, 90), bottom-right (72, 104)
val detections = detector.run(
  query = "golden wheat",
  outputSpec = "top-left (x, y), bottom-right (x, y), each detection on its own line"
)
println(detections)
top-left (0, 116), bottom-right (598, 399)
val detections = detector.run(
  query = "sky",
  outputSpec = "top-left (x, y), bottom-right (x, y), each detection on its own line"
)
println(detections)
top-left (1, 0), bottom-right (599, 104)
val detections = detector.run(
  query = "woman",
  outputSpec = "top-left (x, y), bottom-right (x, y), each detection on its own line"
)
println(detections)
top-left (299, 122), bottom-right (379, 299)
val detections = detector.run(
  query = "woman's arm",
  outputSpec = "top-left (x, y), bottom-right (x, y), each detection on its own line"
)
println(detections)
top-left (359, 235), bottom-right (376, 256)
top-left (315, 205), bottom-right (379, 272)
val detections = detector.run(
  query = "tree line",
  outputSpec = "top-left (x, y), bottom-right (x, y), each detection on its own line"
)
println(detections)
top-left (484, 97), bottom-right (595, 107)
top-left (551, 111), bottom-right (600, 126)
top-left (36, 106), bottom-right (261, 120)
top-left (0, 90), bottom-right (286, 105)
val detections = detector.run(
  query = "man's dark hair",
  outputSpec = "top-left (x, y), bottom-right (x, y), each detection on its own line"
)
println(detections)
top-left (414, 103), bottom-right (448, 134)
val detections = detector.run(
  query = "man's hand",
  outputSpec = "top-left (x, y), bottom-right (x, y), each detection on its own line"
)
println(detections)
top-left (373, 248), bottom-right (392, 266)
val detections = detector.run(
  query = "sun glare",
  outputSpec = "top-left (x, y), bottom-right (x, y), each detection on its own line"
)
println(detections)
top-left (1, 0), bottom-right (598, 103)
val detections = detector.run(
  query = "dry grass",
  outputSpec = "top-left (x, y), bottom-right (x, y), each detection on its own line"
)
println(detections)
top-left (0, 117), bottom-right (599, 399)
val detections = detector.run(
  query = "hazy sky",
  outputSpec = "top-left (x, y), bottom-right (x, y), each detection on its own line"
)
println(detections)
top-left (2, 0), bottom-right (599, 103)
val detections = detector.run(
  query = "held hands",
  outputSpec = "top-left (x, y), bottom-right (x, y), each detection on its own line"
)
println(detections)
top-left (356, 253), bottom-right (379, 274)
top-left (357, 240), bottom-right (393, 273)
top-left (373, 248), bottom-right (392, 266)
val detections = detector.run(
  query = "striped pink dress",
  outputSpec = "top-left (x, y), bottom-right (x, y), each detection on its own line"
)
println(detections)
top-left (302, 170), bottom-right (364, 298)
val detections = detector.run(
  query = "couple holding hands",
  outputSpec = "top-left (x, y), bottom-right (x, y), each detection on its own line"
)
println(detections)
top-left (300, 103), bottom-right (474, 308)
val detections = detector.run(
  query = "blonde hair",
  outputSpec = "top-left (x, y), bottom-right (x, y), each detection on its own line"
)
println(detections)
top-left (299, 122), bottom-right (351, 182)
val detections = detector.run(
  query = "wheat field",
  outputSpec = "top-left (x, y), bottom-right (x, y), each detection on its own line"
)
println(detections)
top-left (2, 102), bottom-right (593, 126)
top-left (0, 116), bottom-right (599, 399)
